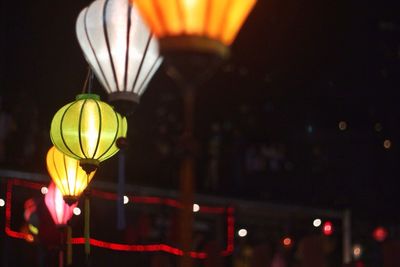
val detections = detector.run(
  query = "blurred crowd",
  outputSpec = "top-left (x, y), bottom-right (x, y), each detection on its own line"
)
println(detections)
top-left (0, 90), bottom-right (294, 200)
top-left (0, 94), bottom-right (50, 171)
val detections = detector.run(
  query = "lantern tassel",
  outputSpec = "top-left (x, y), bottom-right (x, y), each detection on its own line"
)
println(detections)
top-left (84, 195), bottom-right (90, 257)
top-left (66, 226), bottom-right (72, 266)
top-left (117, 150), bottom-right (126, 230)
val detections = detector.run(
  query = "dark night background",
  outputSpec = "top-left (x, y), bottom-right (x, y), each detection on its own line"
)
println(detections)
top-left (1, 0), bottom-right (400, 227)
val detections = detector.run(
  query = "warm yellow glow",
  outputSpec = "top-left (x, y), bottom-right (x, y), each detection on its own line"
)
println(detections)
top-left (182, 0), bottom-right (206, 34)
top-left (384, 139), bottom-right (391, 149)
top-left (134, 0), bottom-right (257, 45)
top-left (221, 0), bottom-right (256, 44)
top-left (82, 101), bottom-right (99, 157)
top-left (157, 0), bottom-right (182, 35)
top-left (132, 0), bottom-right (164, 36)
top-left (50, 94), bottom-right (128, 163)
top-left (46, 146), bottom-right (96, 199)
top-left (206, 0), bottom-right (229, 39)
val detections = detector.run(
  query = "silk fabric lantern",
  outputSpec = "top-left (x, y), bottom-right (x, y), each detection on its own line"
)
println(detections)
top-left (50, 93), bottom-right (127, 173)
top-left (45, 182), bottom-right (77, 226)
top-left (133, 0), bottom-right (257, 57)
top-left (76, 0), bottom-right (163, 115)
top-left (46, 146), bottom-right (96, 204)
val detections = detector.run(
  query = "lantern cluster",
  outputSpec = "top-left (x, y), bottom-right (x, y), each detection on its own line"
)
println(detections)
top-left (48, 93), bottom-right (127, 203)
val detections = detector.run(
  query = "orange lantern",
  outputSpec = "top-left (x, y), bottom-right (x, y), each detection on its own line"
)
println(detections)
top-left (133, 0), bottom-right (257, 84)
top-left (133, 0), bottom-right (256, 56)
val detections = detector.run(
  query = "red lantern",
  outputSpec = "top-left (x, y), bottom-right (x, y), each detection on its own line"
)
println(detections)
top-left (45, 182), bottom-right (77, 226)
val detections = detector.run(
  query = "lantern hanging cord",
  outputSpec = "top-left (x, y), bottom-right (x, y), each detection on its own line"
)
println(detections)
top-left (81, 66), bottom-right (94, 94)
top-left (81, 67), bottom-right (91, 94)
top-left (88, 68), bottom-right (94, 94)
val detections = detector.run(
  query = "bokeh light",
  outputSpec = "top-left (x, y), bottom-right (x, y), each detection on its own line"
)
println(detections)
top-left (313, 218), bottom-right (322, 227)
top-left (373, 226), bottom-right (388, 242)
top-left (282, 237), bottom-right (293, 247)
top-left (0, 198), bottom-right (5, 207)
top-left (73, 207), bottom-right (81, 216)
top-left (238, 228), bottom-right (248, 237)
top-left (383, 139), bottom-right (391, 149)
top-left (193, 203), bottom-right (200, 212)
top-left (323, 221), bottom-right (334, 236)
top-left (338, 121), bottom-right (347, 131)
top-left (40, 187), bottom-right (48, 195)
top-left (353, 244), bottom-right (362, 260)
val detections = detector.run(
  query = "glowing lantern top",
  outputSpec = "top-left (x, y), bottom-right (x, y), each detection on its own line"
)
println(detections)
top-left (133, 0), bottom-right (257, 57)
top-left (76, 0), bottom-right (163, 115)
top-left (44, 182), bottom-right (77, 226)
top-left (46, 146), bottom-right (96, 204)
top-left (50, 94), bottom-right (127, 173)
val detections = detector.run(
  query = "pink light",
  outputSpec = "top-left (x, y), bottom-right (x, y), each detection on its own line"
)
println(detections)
top-left (44, 182), bottom-right (77, 226)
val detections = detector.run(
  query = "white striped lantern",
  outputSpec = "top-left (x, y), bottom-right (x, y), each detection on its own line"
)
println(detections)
top-left (76, 0), bottom-right (163, 116)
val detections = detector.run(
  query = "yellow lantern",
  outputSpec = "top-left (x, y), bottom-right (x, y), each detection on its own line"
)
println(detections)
top-left (50, 94), bottom-right (127, 173)
top-left (133, 0), bottom-right (257, 58)
top-left (46, 146), bottom-right (96, 203)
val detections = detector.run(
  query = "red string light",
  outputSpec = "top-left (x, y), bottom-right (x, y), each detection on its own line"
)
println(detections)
top-left (4, 178), bottom-right (234, 258)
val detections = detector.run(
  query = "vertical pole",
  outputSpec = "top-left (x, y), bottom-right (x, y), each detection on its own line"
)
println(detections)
top-left (342, 209), bottom-right (351, 264)
top-left (84, 193), bottom-right (90, 266)
top-left (117, 149), bottom-right (126, 230)
top-left (179, 86), bottom-right (195, 267)
top-left (66, 226), bottom-right (72, 266)
top-left (59, 228), bottom-right (64, 267)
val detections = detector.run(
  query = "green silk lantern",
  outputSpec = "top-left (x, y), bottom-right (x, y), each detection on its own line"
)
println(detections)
top-left (50, 94), bottom-right (127, 173)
